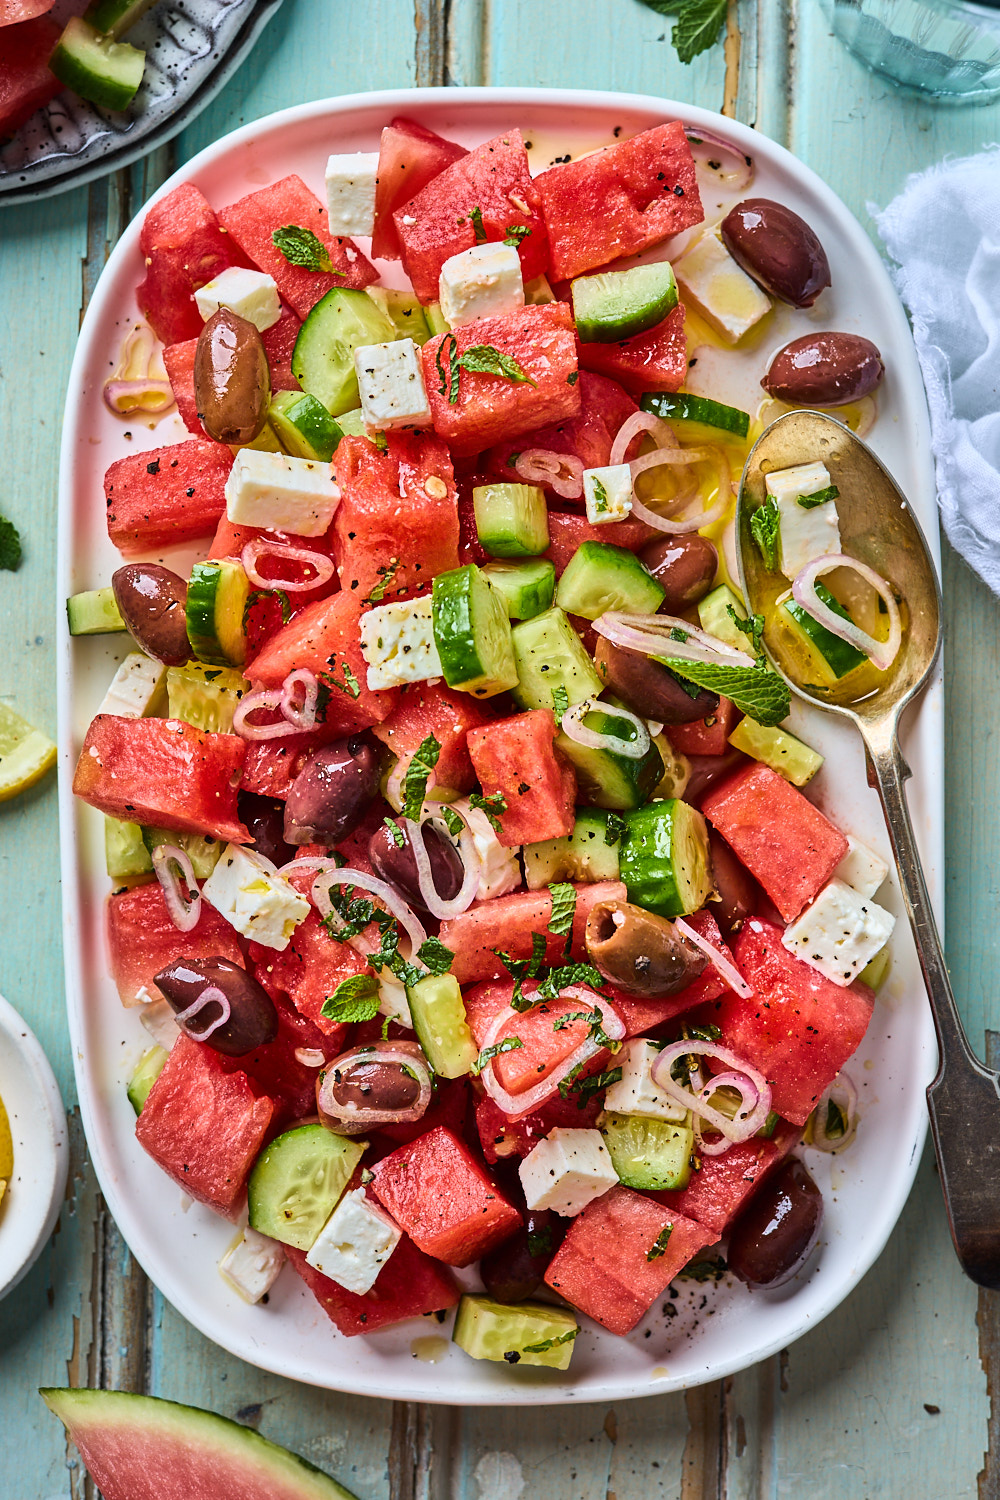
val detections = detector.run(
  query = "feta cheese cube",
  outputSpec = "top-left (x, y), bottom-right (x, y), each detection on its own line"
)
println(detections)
top-left (193, 266), bottom-right (281, 332)
top-left (781, 877), bottom-right (895, 987)
top-left (139, 999), bottom-right (180, 1051)
top-left (202, 844), bottom-right (310, 951)
top-left (603, 1039), bottom-right (688, 1123)
top-left (764, 461), bottom-right (841, 580)
top-left (583, 464), bottom-right (633, 525)
top-left (438, 242), bottom-right (525, 328)
top-left (305, 1188), bottom-right (401, 1294)
top-left (225, 449), bottom-right (341, 537)
top-left (325, 151), bottom-right (380, 238)
top-left (97, 652), bottom-right (168, 718)
top-left (674, 233), bottom-right (772, 344)
top-left (455, 797), bottom-right (522, 900)
top-left (833, 834), bottom-right (889, 900)
top-left (219, 1226), bottom-right (286, 1303)
top-left (354, 339), bottom-right (432, 431)
top-left (519, 1127), bottom-right (619, 1217)
top-left (359, 594), bottom-right (443, 690)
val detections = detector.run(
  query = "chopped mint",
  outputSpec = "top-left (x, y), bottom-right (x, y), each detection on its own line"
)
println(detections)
top-left (441, 805), bottom-right (464, 838)
top-left (573, 1065), bottom-right (623, 1108)
top-left (727, 606), bottom-right (766, 662)
top-left (551, 684), bottom-right (570, 725)
top-left (402, 733), bottom-right (442, 822)
top-left (321, 974), bottom-right (381, 1023)
top-left (503, 224), bottom-right (532, 247)
top-left (459, 345), bottom-right (537, 388)
top-left (646, 1224), bottom-right (674, 1261)
top-left (383, 817), bottom-right (406, 850)
top-left (469, 789), bottom-right (507, 833)
top-left (798, 484), bottom-right (840, 509)
top-left (436, 333), bottom-right (461, 405)
top-left (365, 560), bottom-right (399, 604)
top-left (661, 657), bottom-right (791, 727)
top-left (272, 224), bottom-right (338, 275)
top-left (547, 882), bottom-right (577, 942)
top-left (415, 936), bottom-right (455, 977)
top-left (523, 1328), bottom-right (578, 1353)
top-left (592, 477), bottom-right (609, 514)
top-left (604, 812), bottom-right (627, 847)
top-left (471, 1035), bottom-right (523, 1077)
top-left (469, 205), bottom-right (487, 243)
top-left (749, 496), bottom-right (781, 572)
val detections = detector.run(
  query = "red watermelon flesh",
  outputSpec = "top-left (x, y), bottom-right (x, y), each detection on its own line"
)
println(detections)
top-left (484, 371), bottom-right (638, 489)
top-left (371, 116), bottom-right (468, 261)
top-left (535, 122), bottom-right (703, 281)
top-left (652, 1118), bottom-right (802, 1233)
top-left (240, 737), bottom-right (326, 800)
top-left (137, 183), bottom-right (250, 348)
top-left (261, 303), bottom-right (302, 390)
top-left (373, 1076), bottom-right (470, 1150)
top-left (664, 695), bottom-right (741, 757)
top-left (467, 708), bottom-right (577, 847)
top-left (371, 681), bottom-right (491, 796)
top-left (475, 1092), bottom-right (602, 1164)
top-left (162, 339), bottom-right (202, 434)
top-left (218, 174), bottom-right (377, 320)
top-left (439, 880), bottom-right (626, 985)
top-left (106, 882), bottom-right (244, 1008)
top-left (104, 437), bottom-right (232, 556)
top-left (394, 129), bottom-right (548, 302)
top-left (0, 1), bottom-right (55, 24)
top-left (0, 14), bottom-right (61, 139)
top-left (215, 997), bottom-right (336, 1127)
top-left (463, 984), bottom-right (602, 1096)
top-left (577, 305), bottom-right (688, 395)
top-left (249, 908), bottom-right (370, 1038)
top-left (287, 1232), bottom-right (459, 1337)
top-left (544, 511), bottom-right (656, 575)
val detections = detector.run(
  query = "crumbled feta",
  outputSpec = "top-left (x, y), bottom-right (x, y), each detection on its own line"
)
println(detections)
top-left (438, 242), bottom-right (525, 328)
top-left (833, 833), bottom-right (889, 900)
top-left (139, 999), bottom-right (180, 1051)
top-left (354, 338), bottom-right (432, 431)
top-left (453, 797), bottom-right (522, 900)
top-left (519, 1127), bottom-right (619, 1217)
top-left (194, 266), bottom-right (281, 332)
top-left (359, 594), bottom-right (443, 690)
top-left (603, 1039), bottom-right (688, 1123)
top-left (674, 233), bottom-right (772, 344)
top-left (781, 877), bottom-right (895, 987)
top-left (219, 1226), bottom-right (286, 1303)
top-left (202, 844), bottom-right (310, 951)
top-left (305, 1188), bottom-right (401, 1294)
top-left (225, 449), bottom-right (341, 537)
top-left (97, 652), bottom-right (168, 718)
top-left (325, 151), bottom-right (380, 237)
top-left (583, 464), bottom-right (633, 525)
top-left (764, 461), bottom-right (841, 580)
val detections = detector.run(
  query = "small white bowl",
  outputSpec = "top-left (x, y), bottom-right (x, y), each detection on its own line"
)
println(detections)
top-left (0, 993), bottom-right (69, 1299)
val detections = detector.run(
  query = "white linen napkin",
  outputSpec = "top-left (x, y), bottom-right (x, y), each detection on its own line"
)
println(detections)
top-left (870, 147), bottom-right (1000, 592)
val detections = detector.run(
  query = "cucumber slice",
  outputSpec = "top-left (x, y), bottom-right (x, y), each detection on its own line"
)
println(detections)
top-left (482, 559), bottom-right (555, 621)
top-left (431, 565), bottom-right (518, 699)
top-left (268, 391), bottom-right (344, 463)
top-left (231, 421), bottom-right (282, 456)
top-left (50, 17), bottom-right (144, 111)
top-left (336, 408), bottom-right (366, 438)
top-left (105, 816), bottom-right (152, 879)
top-left (557, 706), bottom-right (664, 812)
top-left (510, 607), bottom-right (604, 712)
top-left (141, 827), bottom-right (222, 881)
top-left (452, 1295), bottom-right (579, 1370)
top-left (619, 799), bottom-right (713, 918)
top-left (248, 1124), bottom-right (365, 1251)
top-left (523, 808), bottom-right (621, 890)
top-left (598, 1111), bottom-right (694, 1191)
top-left (185, 561), bottom-right (250, 669)
top-left (166, 662), bottom-right (249, 734)
top-left (728, 717), bottom-right (823, 787)
top-left (697, 583), bottom-right (749, 651)
top-left (555, 541), bottom-right (665, 621)
top-left (424, 302), bottom-right (451, 337)
top-left (859, 944), bottom-right (891, 991)
top-left (291, 289), bottom-right (395, 416)
top-left (641, 390), bottom-right (750, 443)
top-left (85, 0), bottom-right (157, 38)
top-left (473, 483), bottom-right (549, 559)
top-left (67, 587), bottom-right (126, 636)
top-left (406, 974), bottom-right (478, 1079)
top-left (780, 580), bottom-right (867, 683)
top-left (572, 262), bottom-right (679, 344)
top-left (127, 1045), bottom-right (168, 1116)
top-left (367, 287), bottom-right (432, 346)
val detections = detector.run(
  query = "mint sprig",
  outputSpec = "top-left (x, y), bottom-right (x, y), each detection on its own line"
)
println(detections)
top-left (321, 974), bottom-right (381, 1023)
top-left (460, 345), bottom-right (537, 388)
top-left (660, 657), bottom-right (790, 727)
top-left (635, 0), bottom-right (727, 63)
top-left (272, 225), bottom-right (340, 275)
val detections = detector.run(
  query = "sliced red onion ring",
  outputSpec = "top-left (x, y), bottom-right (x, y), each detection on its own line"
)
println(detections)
top-left (693, 1068), bottom-right (764, 1157)
top-left (242, 538), bottom-right (335, 593)
top-left (628, 445), bottom-right (732, 534)
top-left (791, 554), bottom-right (902, 671)
top-left (651, 1040), bottom-right (772, 1143)
top-left (515, 449), bottom-right (584, 500)
top-left (173, 983), bottom-right (232, 1041)
top-left (478, 987), bottom-right (625, 1122)
top-left (317, 1040), bottom-right (433, 1133)
top-left (560, 698), bottom-right (651, 760)
top-left (151, 844), bottom-right (200, 933)
top-left (674, 917), bottom-right (752, 998)
top-left (280, 668), bottom-right (320, 732)
top-left (592, 610), bottom-right (755, 669)
top-left (684, 127), bottom-right (754, 190)
top-left (233, 687), bottom-right (300, 740)
top-left (811, 1071), bottom-right (859, 1152)
top-left (287, 862), bottom-right (428, 955)
top-left (610, 410), bottom-right (677, 467)
top-left (406, 804), bottom-right (482, 920)
top-left (103, 379), bottom-right (175, 417)
top-left (295, 1047), bottom-right (327, 1068)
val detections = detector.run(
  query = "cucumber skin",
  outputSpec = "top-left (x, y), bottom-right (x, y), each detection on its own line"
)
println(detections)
top-left (248, 1126), bottom-right (364, 1252)
top-left (556, 709), bottom-right (664, 812)
top-left (185, 561), bottom-right (249, 669)
top-left (572, 263), bottom-right (679, 344)
top-left (641, 390), bottom-right (750, 440)
top-left (86, 0), bottom-right (158, 38)
top-left (618, 799), bottom-right (712, 918)
top-left (432, 565), bottom-right (517, 697)
top-left (67, 587), bottom-right (126, 636)
top-left (473, 483), bottom-right (549, 560)
top-left (268, 391), bottom-right (343, 462)
top-left (50, 19), bottom-right (145, 111)
top-left (127, 1046), bottom-right (168, 1116)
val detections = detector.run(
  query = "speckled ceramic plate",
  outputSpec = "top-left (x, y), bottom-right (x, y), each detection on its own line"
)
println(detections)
top-left (0, 0), bottom-right (283, 205)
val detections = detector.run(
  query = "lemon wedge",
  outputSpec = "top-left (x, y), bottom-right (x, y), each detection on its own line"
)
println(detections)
top-left (0, 702), bottom-right (56, 802)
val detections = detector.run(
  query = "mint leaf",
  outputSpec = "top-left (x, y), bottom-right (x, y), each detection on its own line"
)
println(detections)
top-left (0, 516), bottom-right (23, 571)
top-left (672, 0), bottom-right (728, 63)
top-left (272, 225), bottom-right (338, 275)
top-left (243, 588), bottom-right (292, 630)
top-left (727, 606), bottom-right (766, 663)
top-left (750, 496), bottom-right (781, 572)
top-left (321, 973), bottom-right (380, 1022)
top-left (416, 936), bottom-right (455, 977)
top-left (471, 1035), bottom-right (523, 1077)
top-left (523, 1328), bottom-right (578, 1353)
top-left (535, 961), bottom-right (604, 1004)
top-left (798, 485), bottom-right (840, 509)
top-left (635, 0), bottom-right (684, 12)
top-left (402, 733), bottom-right (441, 822)
top-left (469, 206), bottom-right (487, 243)
top-left (551, 684), bottom-right (569, 726)
top-left (320, 662), bottom-right (361, 700)
top-left (646, 1224), bottom-right (674, 1261)
top-left (436, 333), bottom-right (461, 405)
top-left (493, 932), bottom-right (547, 1011)
top-left (441, 805), bottom-right (464, 838)
top-left (661, 657), bottom-right (790, 727)
top-left (459, 345), bottom-right (537, 388)
top-left (383, 817), bottom-right (405, 850)
top-left (591, 477), bottom-right (609, 514)
top-left (503, 225), bottom-right (532, 247)
top-left (365, 560), bottom-right (399, 603)
top-left (547, 882), bottom-right (577, 942)
top-left (527, 1224), bottom-right (554, 1257)
top-left (573, 1065), bottom-right (622, 1108)
top-left (469, 789), bottom-right (507, 833)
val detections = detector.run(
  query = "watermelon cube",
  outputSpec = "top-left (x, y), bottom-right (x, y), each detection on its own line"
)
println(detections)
top-left (286, 1232), bottom-right (459, 1335)
top-left (485, 370), bottom-right (638, 487)
top-left (239, 737), bottom-right (324, 801)
top-left (463, 984), bottom-right (602, 1097)
top-left (394, 129), bottom-right (548, 302)
top-left (475, 1092), bottom-right (603, 1163)
top-left (372, 116), bottom-right (468, 262)
top-left (104, 438), bottom-right (232, 556)
top-left (535, 122), bottom-right (703, 281)
top-left (543, 1184), bottom-right (715, 1335)
top-left (333, 432), bottom-right (460, 600)
top-left (106, 882), bottom-right (244, 1008)
top-left (137, 183), bottom-right (249, 348)
top-left (577, 305), bottom-right (688, 395)
top-left (653, 1117), bottom-right (802, 1233)
top-left (218, 174), bottom-right (377, 320)
top-left (260, 303), bottom-right (302, 391)
top-left (467, 708), bottom-right (576, 848)
top-left (372, 681), bottom-right (491, 796)
top-left (369, 1125), bottom-right (521, 1266)
top-left (439, 880), bottom-right (626, 985)
top-left (545, 512), bottom-right (655, 576)
top-left (422, 304), bottom-right (580, 457)
top-left (665, 696), bottom-right (740, 757)
top-left (249, 908), bottom-right (371, 1037)
top-left (0, 14), bottom-right (61, 140)
top-left (162, 340), bottom-right (201, 434)
top-left (135, 1035), bottom-right (274, 1219)
top-left (701, 763), bottom-right (848, 922)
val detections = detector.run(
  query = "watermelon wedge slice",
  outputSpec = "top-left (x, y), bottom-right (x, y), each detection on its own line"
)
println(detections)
top-left (41, 1388), bottom-right (360, 1500)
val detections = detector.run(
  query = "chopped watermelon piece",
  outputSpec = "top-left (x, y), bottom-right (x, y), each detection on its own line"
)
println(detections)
top-left (217, 998), bottom-right (332, 1128)
top-left (544, 1184), bottom-right (715, 1334)
top-left (374, 1076), bottom-right (470, 1149)
top-left (240, 737), bottom-right (325, 800)
top-left (73, 716), bottom-right (249, 845)
top-left (0, 1), bottom-right (56, 25)
top-left (104, 438), bottom-right (232, 556)
top-left (249, 908), bottom-right (369, 1038)
top-left (467, 708), bottom-right (576, 847)
top-left (653, 1118), bottom-right (802, 1233)
top-left (261, 303), bottom-right (302, 391)
top-left (106, 882), bottom-right (244, 1008)
top-left (475, 1092), bottom-right (602, 1164)
top-left (0, 13), bottom-right (60, 139)
top-left (484, 371), bottom-right (638, 486)
top-left (287, 1232), bottom-right (459, 1336)
top-left (394, 129), bottom-right (548, 302)
top-left (162, 339), bottom-right (201, 434)
top-left (333, 432), bottom-right (460, 600)
top-left (218, 174), bottom-right (377, 320)
top-left (137, 184), bottom-right (249, 348)
top-left (545, 512), bottom-right (656, 575)
top-left (701, 763), bottom-right (848, 922)
top-left (664, 696), bottom-right (740, 757)
top-left (535, 123), bottom-right (703, 280)
top-left (371, 681), bottom-right (491, 796)
top-left (439, 880), bottom-right (626, 985)
top-left (577, 305), bottom-right (688, 395)
top-left (135, 1035), bottom-right (274, 1219)
top-left (372, 116), bottom-right (468, 261)
top-left (464, 984), bottom-right (600, 1096)
top-left (370, 1125), bottom-right (521, 1266)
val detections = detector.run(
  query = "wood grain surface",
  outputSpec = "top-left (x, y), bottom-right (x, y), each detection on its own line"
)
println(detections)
top-left (2, 1), bottom-right (999, 1494)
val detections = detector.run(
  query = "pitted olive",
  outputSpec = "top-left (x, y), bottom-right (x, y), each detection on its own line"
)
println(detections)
top-left (639, 534), bottom-right (718, 613)
top-left (283, 738), bottom-right (380, 847)
top-left (153, 954), bottom-right (278, 1056)
top-left (596, 637), bottom-right (719, 724)
top-left (328, 1059), bottom-right (422, 1113)
top-left (585, 898), bottom-right (707, 999)
top-left (112, 563), bottom-right (189, 666)
top-left (708, 827), bottom-right (761, 938)
top-left (721, 199), bottom-right (831, 308)
top-left (368, 818), bottom-right (464, 915)
top-left (238, 790), bottom-right (297, 866)
top-left (193, 307), bottom-right (270, 444)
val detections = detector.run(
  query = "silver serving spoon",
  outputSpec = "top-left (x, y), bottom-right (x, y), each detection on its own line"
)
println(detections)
top-left (737, 407), bottom-right (1000, 1289)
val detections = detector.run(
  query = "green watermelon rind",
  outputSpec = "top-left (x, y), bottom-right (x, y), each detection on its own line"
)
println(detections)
top-left (40, 1388), bottom-right (360, 1500)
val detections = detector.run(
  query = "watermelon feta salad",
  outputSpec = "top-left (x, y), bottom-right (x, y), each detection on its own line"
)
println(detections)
top-left (67, 113), bottom-right (901, 1371)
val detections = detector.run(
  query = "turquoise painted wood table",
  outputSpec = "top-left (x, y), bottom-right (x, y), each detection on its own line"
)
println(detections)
top-left (3, 2), bottom-right (1000, 1494)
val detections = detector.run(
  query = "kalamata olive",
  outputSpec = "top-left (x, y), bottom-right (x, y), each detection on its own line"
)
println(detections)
top-left (596, 638), bottom-right (719, 725)
top-left (153, 955), bottom-right (278, 1056)
top-left (727, 1157), bottom-right (823, 1288)
top-left (586, 898), bottom-right (706, 999)
top-left (683, 746), bottom-right (751, 805)
top-left (283, 737), bottom-right (380, 846)
top-left (480, 1209), bottom-right (564, 1303)
top-left (721, 199), bottom-right (831, 308)
top-left (368, 819), bottom-right (464, 915)
top-left (328, 1059), bottom-right (422, 1113)
top-left (193, 307), bottom-right (270, 445)
top-left (317, 1040), bottom-right (432, 1133)
top-left (238, 790), bottom-right (297, 866)
top-left (111, 563), bottom-right (189, 666)
top-left (708, 827), bottom-right (761, 939)
top-left (762, 332), bottom-right (885, 407)
top-left (639, 534), bottom-right (718, 613)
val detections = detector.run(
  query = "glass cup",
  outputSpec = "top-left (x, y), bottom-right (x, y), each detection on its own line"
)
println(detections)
top-left (823, 0), bottom-right (1000, 102)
